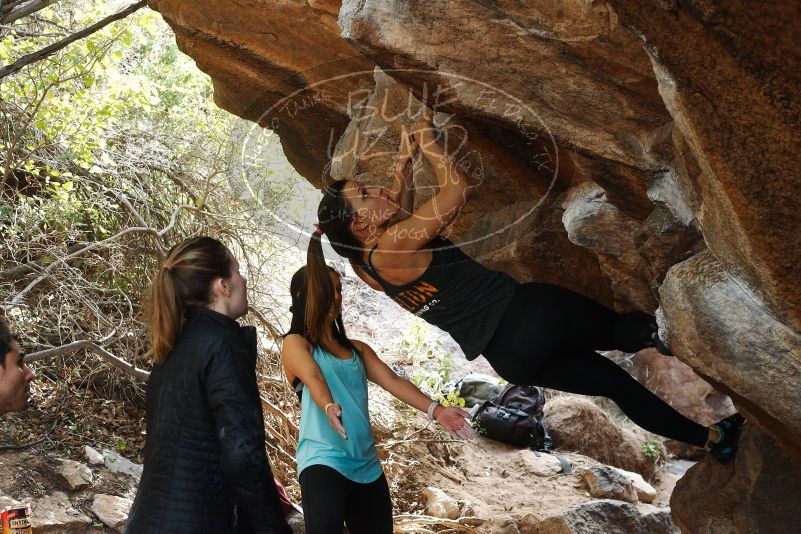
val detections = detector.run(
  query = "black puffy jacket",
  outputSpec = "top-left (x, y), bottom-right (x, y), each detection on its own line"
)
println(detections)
top-left (127, 307), bottom-right (291, 533)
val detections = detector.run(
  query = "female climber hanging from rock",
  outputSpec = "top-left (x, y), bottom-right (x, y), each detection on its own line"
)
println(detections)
top-left (307, 110), bottom-right (743, 463)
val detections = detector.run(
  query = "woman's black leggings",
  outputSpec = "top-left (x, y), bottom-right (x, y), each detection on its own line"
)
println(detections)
top-left (483, 282), bottom-right (709, 447)
top-left (299, 465), bottom-right (393, 534)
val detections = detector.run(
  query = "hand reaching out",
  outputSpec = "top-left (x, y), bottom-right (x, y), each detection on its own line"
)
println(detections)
top-left (435, 405), bottom-right (475, 440)
top-left (324, 402), bottom-right (348, 440)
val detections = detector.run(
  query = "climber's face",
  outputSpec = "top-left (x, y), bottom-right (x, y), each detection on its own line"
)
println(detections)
top-left (341, 180), bottom-right (399, 235)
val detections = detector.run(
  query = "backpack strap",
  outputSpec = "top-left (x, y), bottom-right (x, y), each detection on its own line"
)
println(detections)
top-left (554, 454), bottom-right (573, 475)
top-left (532, 414), bottom-right (572, 474)
top-left (538, 413), bottom-right (553, 451)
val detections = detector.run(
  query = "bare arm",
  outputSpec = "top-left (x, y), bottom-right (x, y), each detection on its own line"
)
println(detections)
top-left (354, 340), bottom-right (474, 438)
top-left (388, 125), bottom-right (418, 223)
top-left (379, 113), bottom-right (470, 253)
top-left (281, 335), bottom-right (347, 439)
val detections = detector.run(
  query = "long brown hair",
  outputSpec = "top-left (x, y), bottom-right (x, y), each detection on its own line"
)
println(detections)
top-left (285, 265), bottom-right (358, 358)
top-left (145, 236), bottom-right (232, 364)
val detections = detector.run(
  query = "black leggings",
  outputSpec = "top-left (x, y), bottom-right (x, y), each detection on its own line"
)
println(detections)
top-left (483, 282), bottom-right (708, 447)
top-left (299, 465), bottom-right (393, 534)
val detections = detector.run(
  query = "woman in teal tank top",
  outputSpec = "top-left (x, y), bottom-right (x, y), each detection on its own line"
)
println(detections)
top-left (281, 265), bottom-right (474, 534)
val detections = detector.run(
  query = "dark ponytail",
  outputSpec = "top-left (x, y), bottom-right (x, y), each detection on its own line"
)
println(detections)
top-left (145, 236), bottom-right (232, 364)
top-left (316, 180), bottom-right (363, 263)
top-left (304, 231), bottom-right (335, 345)
top-left (294, 178), bottom-right (365, 352)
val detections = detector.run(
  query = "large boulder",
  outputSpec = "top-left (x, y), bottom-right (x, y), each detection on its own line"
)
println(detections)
top-left (543, 396), bottom-right (661, 479)
top-left (609, 2), bottom-right (801, 332)
top-left (660, 252), bottom-right (801, 452)
top-left (523, 499), bottom-right (678, 534)
top-left (670, 424), bottom-right (801, 533)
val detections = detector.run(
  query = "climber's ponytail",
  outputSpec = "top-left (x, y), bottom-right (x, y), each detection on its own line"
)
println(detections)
top-left (316, 180), bottom-right (363, 263)
top-left (304, 231), bottom-right (333, 345)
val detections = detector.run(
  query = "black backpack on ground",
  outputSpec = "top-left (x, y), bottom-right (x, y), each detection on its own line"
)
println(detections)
top-left (473, 384), bottom-right (552, 450)
top-left (472, 384), bottom-right (572, 474)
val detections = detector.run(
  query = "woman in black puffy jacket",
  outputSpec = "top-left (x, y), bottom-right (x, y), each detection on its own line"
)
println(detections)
top-left (127, 236), bottom-right (291, 534)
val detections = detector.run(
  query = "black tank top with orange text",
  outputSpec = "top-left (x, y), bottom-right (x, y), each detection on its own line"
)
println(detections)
top-left (364, 236), bottom-right (518, 360)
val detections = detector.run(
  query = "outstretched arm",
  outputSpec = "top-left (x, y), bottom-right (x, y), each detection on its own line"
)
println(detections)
top-left (354, 339), bottom-right (474, 439)
top-left (281, 335), bottom-right (348, 440)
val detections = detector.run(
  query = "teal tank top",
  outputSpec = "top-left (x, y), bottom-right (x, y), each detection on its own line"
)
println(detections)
top-left (296, 344), bottom-right (383, 483)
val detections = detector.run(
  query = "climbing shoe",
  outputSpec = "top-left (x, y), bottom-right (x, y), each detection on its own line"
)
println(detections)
top-left (648, 322), bottom-right (674, 356)
top-left (651, 332), bottom-right (674, 356)
top-left (707, 413), bottom-right (745, 464)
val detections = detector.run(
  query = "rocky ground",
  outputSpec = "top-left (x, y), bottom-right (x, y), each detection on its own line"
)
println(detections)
top-left (0, 447), bottom-right (137, 533)
top-left (0, 392), bottom-right (693, 534)
top-left (0, 270), bottom-right (720, 533)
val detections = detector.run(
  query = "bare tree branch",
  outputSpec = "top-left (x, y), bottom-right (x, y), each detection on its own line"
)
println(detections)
top-left (0, 242), bottom-right (83, 281)
top-left (24, 339), bottom-right (150, 382)
top-left (248, 305), bottom-right (284, 345)
top-left (0, 0), bottom-right (147, 80)
top-left (7, 204), bottom-right (195, 304)
top-left (260, 395), bottom-right (299, 434)
top-left (0, 24), bottom-right (65, 37)
top-left (2, 0), bottom-right (59, 24)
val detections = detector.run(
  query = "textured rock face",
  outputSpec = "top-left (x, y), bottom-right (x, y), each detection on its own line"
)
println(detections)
top-left (671, 425), bottom-right (801, 534)
top-left (37, 459), bottom-right (94, 492)
top-left (611, 2), bottom-right (801, 333)
top-left (90, 494), bottom-right (132, 532)
top-left (30, 491), bottom-right (92, 533)
top-left (150, 0), bottom-right (801, 530)
top-left (338, 0), bottom-right (672, 170)
top-left (660, 251), bottom-right (801, 452)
